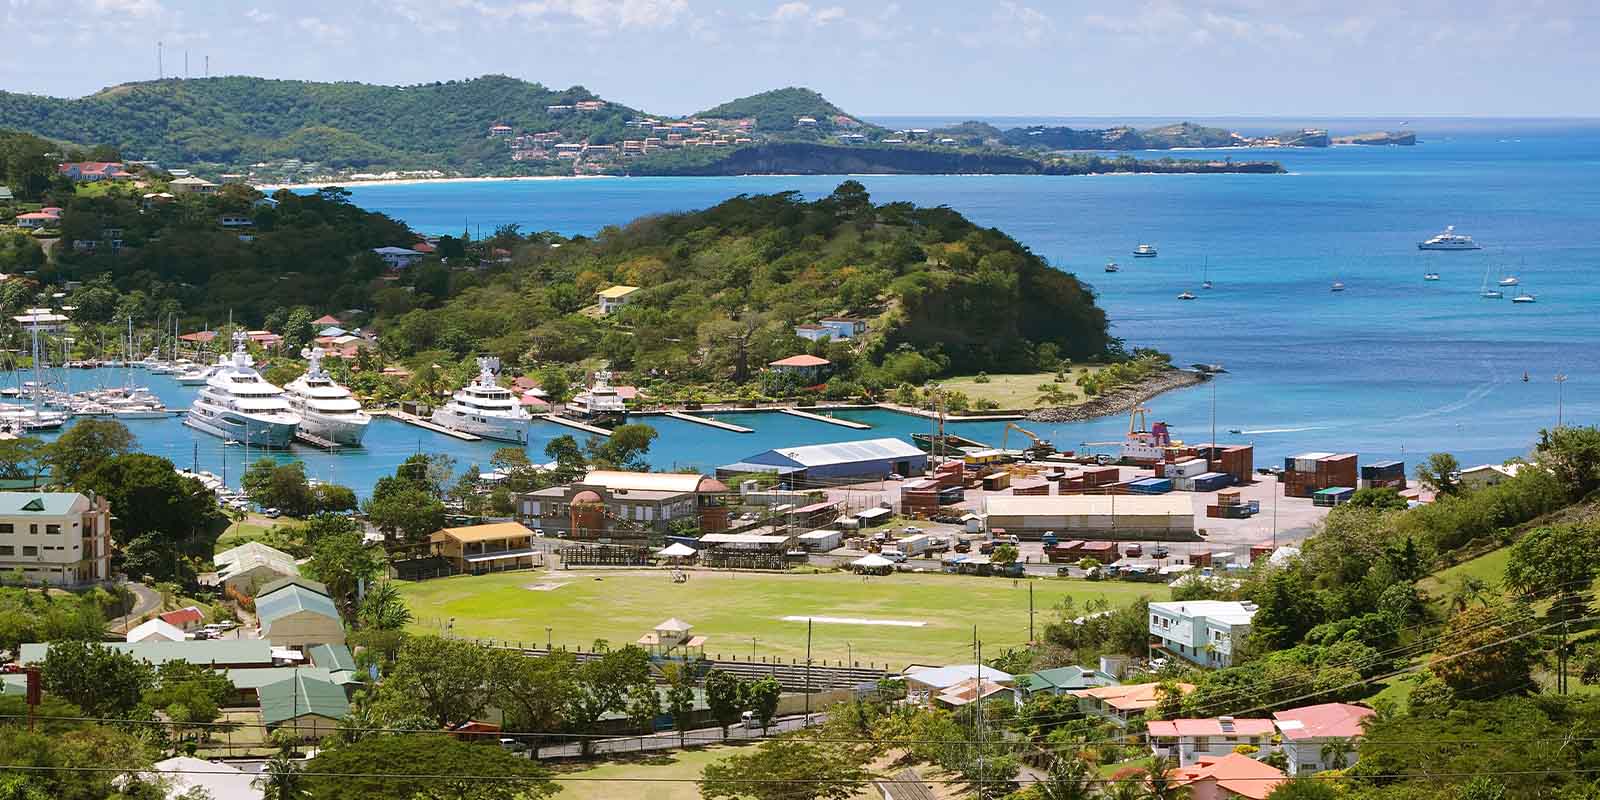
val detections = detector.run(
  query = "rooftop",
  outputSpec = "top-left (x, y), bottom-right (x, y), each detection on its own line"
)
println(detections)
top-left (1071, 681), bottom-right (1196, 711)
top-left (259, 673), bottom-right (350, 725)
top-left (597, 285), bottom-right (641, 299)
top-left (748, 437), bottom-right (925, 468)
top-left (768, 354), bottom-right (831, 368)
top-left (256, 584), bottom-right (341, 627)
top-left (581, 470), bottom-right (727, 495)
top-left (432, 521), bottom-right (535, 544)
top-left (904, 664), bottom-right (1014, 690)
top-left (1150, 600), bottom-right (1258, 626)
top-left (1273, 702), bottom-right (1374, 740)
top-left (984, 493), bottom-right (1193, 517)
top-left (0, 492), bottom-right (85, 515)
top-left (1148, 717), bottom-right (1276, 737)
top-left (1173, 753), bottom-right (1286, 800)
top-left (19, 639), bottom-right (273, 666)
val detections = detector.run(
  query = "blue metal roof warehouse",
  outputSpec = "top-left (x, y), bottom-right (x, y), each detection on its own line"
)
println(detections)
top-left (717, 437), bottom-right (928, 485)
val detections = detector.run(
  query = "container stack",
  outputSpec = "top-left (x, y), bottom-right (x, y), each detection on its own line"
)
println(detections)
top-left (982, 472), bottom-right (1013, 491)
top-left (1283, 452), bottom-right (1358, 498)
top-left (1190, 472), bottom-right (1233, 492)
top-left (1164, 458), bottom-right (1209, 490)
top-left (1199, 444), bottom-right (1254, 485)
top-left (1206, 489), bottom-right (1259, 519)
top-left (1012, 480), bottom-right (1051, 496)
top-left (1359, 460), bottom-right (1406, 490)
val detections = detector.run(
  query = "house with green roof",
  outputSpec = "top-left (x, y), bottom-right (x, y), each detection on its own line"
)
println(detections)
top-left (259, 672), bottom-right (349, 740)
top-left (0, 491), bottom-right (112, 586)
top-left (307, 643), bottom-right (358, 675)
top-left (255, 578), bottom-right (344, 647)
top-left (1016, 665), bottom-right (1120, 698)
top-left (18, 639), bottom-right (274, 668)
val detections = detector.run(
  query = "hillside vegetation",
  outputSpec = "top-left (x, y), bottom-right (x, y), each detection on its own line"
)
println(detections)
top-left (695, 87), bottom-right (862, 132)
top-left (0, 75), bottom-right (634, 171)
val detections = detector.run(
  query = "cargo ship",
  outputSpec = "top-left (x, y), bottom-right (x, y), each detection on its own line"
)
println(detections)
top-left (911, 432), bottom-right (989, 453)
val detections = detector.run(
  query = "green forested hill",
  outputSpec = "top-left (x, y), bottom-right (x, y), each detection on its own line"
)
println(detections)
top-left (695, 87), bottom-right (865, 132)
top-left (0, 75), bottom-right (637, 170)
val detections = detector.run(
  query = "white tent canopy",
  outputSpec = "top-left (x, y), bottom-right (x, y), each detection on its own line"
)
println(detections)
top-left (657, 542), bottom-right (697, 557)
top-left (852, 554), bottom-right (894, 568)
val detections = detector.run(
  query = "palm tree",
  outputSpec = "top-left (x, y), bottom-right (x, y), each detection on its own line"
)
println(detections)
top-left (254, 746), bottom-right (307, 800)
top-left (1319, 737), bottom-right (1353, 771)
top-left (357, 580), bottom-right (414, 631)
top-left (1142, 754), bottom-right (1190, 800)
top-left (1105, 780), bottom-right (1144, 800)
top-left (1038, 755), bottom-right (1095, 800)
top-left (1449, 575), bottom-right (1492, 614)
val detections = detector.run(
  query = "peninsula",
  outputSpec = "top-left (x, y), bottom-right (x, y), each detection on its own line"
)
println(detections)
top-left (0, 77), bottom-right (1286, 182)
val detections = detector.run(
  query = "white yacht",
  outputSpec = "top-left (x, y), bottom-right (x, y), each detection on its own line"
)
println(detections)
top-left (1498, 275), bottom-right (1519, 287)
top-left (183, 332), bottom-right (301, 448)
top-left (431, 357), bottom-right (530, 443)
top-left (1104, 260), bottom-right (1120, 273)
top-left (1331, 281), bottom-right (1346, 292)
top-left (284, 348), bottom-right (371, 446)
top-left (1512, 290), bottom-right (1537, 304)
top-left (1132, 244), bottom-right (1158, 258)
top-left (1424, 272), bottom-right (1441, 281)
top-left (176, 364), bottom-right (218, 385)
top-left (568, 371), bottom-right (629, 426)
top-left (1417, 225), bottom-right (1482, 250)
top-left (1177, 290), bottom-right (1196, 301)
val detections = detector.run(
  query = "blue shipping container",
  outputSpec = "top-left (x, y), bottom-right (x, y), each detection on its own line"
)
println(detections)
top-left (1192, 472), bottom-right (1233, 492)
top-left (1129, 477), bottom-right (1172, 494)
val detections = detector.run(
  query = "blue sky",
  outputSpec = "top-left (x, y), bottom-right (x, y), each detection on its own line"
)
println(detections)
top-left (3, 0), bottom-right (1596, 116)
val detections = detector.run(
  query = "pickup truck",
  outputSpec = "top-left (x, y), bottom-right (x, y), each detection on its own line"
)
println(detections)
top-left (979, 541), bottom-right (996, 555)
top-left (1124, 543), bottom-right (1144, 558)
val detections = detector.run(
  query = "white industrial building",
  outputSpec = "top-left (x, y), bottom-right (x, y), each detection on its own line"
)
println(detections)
top-left (981, 494), bottom-right (1194, 539)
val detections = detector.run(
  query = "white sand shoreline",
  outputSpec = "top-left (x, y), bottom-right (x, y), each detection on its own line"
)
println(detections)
top-left (255, 174), bottom-right (621, 191)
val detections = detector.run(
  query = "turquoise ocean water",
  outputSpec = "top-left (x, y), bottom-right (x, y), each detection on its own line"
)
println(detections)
top-left (29, 119), bottom-right (1600, 495)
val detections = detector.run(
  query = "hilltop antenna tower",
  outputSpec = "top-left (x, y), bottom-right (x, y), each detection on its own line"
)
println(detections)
top-left (157, 41), bottom-right (163, 79)
top-left (205, 55), bottom-right (209, 78)
top-left (184, 50), bottom-right (189, 79)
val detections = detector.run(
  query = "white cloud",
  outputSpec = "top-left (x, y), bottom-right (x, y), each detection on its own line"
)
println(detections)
top-left (244, 8), bottom-right (275, 24)
top-left (464, 0), bottom-right (690, 30)
top-left (1330, 15), bottom-right (1376, 43)
top-left (92, 0), bottom-right (163, 17)
top-left (297, 16), bottom-right (345, 43)
top-left (1086, 2), bottom-right (1299, 46)
top-left (766, 1), bottom-right (846, 26)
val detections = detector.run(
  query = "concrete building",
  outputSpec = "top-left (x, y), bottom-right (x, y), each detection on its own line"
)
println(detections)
top-left (766, 354), bottom-right (831, 381)
top-left (1015, 665), bottom-right (1119, 698)
top-left (127, 617), bottom-right (187, 643)
top-left (1148, 717), bottom-right (1277, 766)
top-left (428, 521), bottom-right (539, 575)
top-left (0, 492), bottom-right (112, 586)
top-left (372, 246), bottom-right (424, 269)
top-left (596, 285), bottom-right (640, 315)
top-left (718, 437), bottom-right (927, 486)
top-left (11, 309), bottom-right (69, 332)
top-left (1272, 703), bottom-right (1374, 775)
top-left (259, 672), bottom-right (349, 740)
top-left (255, 577), bottom-right (344, 647)
top-left (1458, 462), bottom-right (1524, 490)
top-left (981, 494), bottom-right (1194, 540)
top-left (517, 470), bottom-right (730, 539)
top-left (902, 664), bottom-right (1014, 707)
top-left (168, 176), bottom-right (218, 194)
top-left (19, 639), bottom-right (275, 669)
top-left (212, 541), bottom-right (299, 595)
top-left (1148, 600), bottom-right (1257, 668)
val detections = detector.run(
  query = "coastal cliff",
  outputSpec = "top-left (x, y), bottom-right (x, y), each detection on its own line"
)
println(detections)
top-left (631, 142), bottom-right (1284, 177)
top-left (1333, 131), bottom-right (1417, 146)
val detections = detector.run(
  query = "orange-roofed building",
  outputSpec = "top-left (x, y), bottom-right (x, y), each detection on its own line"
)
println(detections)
top-left (1170, 753), bottom-right (1286, 800)
top-left (768, 354), bottom-right (830, 381)
top-left (1070, 681), bottom-right (1195, 726)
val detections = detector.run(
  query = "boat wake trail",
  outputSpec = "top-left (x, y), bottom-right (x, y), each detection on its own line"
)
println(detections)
top-left (1387, 372), bottom-right (1501, 424)
top-left (1235, 426), bottom-right (1327, 435)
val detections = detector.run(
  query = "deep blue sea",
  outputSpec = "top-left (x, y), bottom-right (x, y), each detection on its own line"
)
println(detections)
top-left (32, 119), bottom-right (1600, 496)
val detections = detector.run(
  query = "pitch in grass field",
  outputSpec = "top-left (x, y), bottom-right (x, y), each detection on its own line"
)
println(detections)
top-left (554, 746), bottom-right (746, 800)
top-left (398, 569), bottom-right (1168, 665)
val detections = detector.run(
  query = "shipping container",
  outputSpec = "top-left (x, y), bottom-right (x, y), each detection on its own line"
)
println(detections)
top-left (1167, 458), bottom-right (1209, 478)
top-left (1192, 472), bottom-right (1233, 492)
top-left (1012, 482), bottom-right (1051, 496)
top-left (1216, 489), bottom-right (1242, 506)
top-left (1312, 486), bottom-right (1356, 507)
top-left (1128, 477), bottom-right (1173, 495)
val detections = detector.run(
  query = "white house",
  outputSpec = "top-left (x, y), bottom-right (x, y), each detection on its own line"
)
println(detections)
top-left (818, 317), bottom-right (867, 340)
top-left (1148, 717), bottom-right (1277, 766)
top-left (0, 492), bottom-right (113, 586)
top-left (372, 246), bottom-right (425, 269)
top-left (1273, 703), bottom-right (1374, 775)
top-left (1148, 600), bottom-right (1257, 668)
top-left (903, 664), bottom-right (1014, 707)
top-left (127, 617), bottom-right (187, 643)
top-left (1458, 462), bottom-right (1523, 490)
top-left (596, 285), bottom-right (640, 315)
top-left (794, 324), bottom-right (831, 342)
top-left (12, 309), bottom-right (69, 332)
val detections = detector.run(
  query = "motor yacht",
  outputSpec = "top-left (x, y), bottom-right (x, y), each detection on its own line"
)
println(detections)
top-left (183, 332), bottom-right (301, 447)
top-left (430, 357), bottom-right (530, 443)
top-left (283, 348), bottom-right (371, 446)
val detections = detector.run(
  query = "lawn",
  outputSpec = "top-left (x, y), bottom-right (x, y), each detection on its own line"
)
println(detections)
top-left (936, 371), bottom-right (1096, 411)
top-left (554, 746), bottom-right (746, 800)
top-left (1417, 546), bottom-right (1511, 603)
top-left (398, 568), bottom-right (1167, 666)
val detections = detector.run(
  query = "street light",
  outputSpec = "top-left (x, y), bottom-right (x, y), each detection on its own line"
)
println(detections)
top-left (847, 642), bottom-right (853, 667)
top-left (546, 626), bottom-right (552, 652)
top-left (1556, 374), bottom-right (1569, 429)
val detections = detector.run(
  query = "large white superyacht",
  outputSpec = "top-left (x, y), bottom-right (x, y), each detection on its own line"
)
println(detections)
top-left (183, 332), bottom-right (301, 447)
top-left (283, 348), bottom-right (371, 446)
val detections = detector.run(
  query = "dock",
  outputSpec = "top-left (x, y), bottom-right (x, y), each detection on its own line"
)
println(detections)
top-left (386, 410), bottom-right (482, 441)
top-left (293, 430), bottom-right (343, 449)
top-left (543, 415), bottom-right (612, 437)
top-left (665, 411), bottom-right (752, 433)
top-left (780, 408), bottom-right (871, 429)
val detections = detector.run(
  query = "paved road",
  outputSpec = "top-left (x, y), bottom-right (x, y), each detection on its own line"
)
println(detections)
top-left (110, 580), bottom-right (163, 633)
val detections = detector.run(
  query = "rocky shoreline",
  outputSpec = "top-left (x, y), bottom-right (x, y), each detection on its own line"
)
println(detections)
top-left (1024, 368), bottom-right (1207, 423)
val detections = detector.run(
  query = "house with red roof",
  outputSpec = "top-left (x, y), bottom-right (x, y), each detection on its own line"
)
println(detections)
top-left (59, 162), bottom-right (135, 182)
top-left (1170, 752), bottom-right (1286, 800)
top-left (158, 606), bottom-right (206, 632)
top-left (1273, 702), bottom-right (1374, 775)
top-left (1070, 681), bottom-right (1196, 727)
top-left (1148, 716), bottom-right (1276, 767)
top-left (312, 314), bottom-right (342, 326)
top-left (767, 354), bottom-right (831, 381)
top-left (14, 211), bottom-right (58, 230)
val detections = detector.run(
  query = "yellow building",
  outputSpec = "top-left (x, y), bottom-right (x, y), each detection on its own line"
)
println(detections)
top-left (429, 522), bottom-right (539, 575)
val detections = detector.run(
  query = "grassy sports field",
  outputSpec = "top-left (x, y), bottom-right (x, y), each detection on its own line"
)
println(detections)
top-left (553, 746), bottom-right (745, 800)
top-left (397, 569), bottom-right (1167, 665)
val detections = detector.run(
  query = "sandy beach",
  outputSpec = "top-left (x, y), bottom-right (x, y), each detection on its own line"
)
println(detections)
top-left (254, 174), bottom-right (620, 191)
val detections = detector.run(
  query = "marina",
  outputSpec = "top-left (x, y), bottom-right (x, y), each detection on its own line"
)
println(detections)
top-left (384, 409), bottom-right (483, 441)
top-left (660, 411), bottom-right (754, 433)
top-left (542, 415), bottom-right (613, 436)
top-left (779, 407), bottom-right (872, 429)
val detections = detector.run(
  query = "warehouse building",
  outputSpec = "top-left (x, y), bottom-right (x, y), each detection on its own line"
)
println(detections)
top-left (717, 437), bottom-right (927, 486)
top-left (982, 494), bottom-right (1196, 540)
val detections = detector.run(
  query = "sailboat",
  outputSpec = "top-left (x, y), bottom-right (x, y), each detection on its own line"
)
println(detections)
top-left (1104, 260), bottom-right (1120, 273)
top-left (1512, 288), bottom-right (1537, 303)
top-left (1330, 280), bottom-right (1346, 292)
top-left (1479, 266), bottom-right (1503, 299)
top-left (1178, 290), bottom-right (1196, 301)
top-left (1423, 272), bottom-right (1440, 281)
top-left (1498, 274), bottom-right (1519, 287)
top-left (1201, 256), bottom-right (1213, 290)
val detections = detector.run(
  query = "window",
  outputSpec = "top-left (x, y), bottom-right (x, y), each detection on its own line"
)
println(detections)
top-left (22, 546), bottom-right (36, 556)
top-left (0, 524), bottom-right (12, 534)
top-left (45, 524), bottom-right (60, 535)
top-left (0, 546), bottom-right (12, 555)
top-left (28, 525), bottom-right (36, 534)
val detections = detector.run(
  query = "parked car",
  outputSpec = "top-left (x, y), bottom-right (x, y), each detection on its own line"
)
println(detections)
top-left (954, 541), bottom-right (971, 554)
top-left (1152, 546), bottom-right (1170, 559)
top-left (902, 526), bottom-right (923, 535)
top-left (261, 508), bottom-right (281, 518)
top-left (979, 541), bottom-right (996, 555)
top-left (882, 551), bottom-right (908, 564)
top-left (888, 473), bottom-right (904, 481)
top-left (1125, 543), bottom-right (1144, 558)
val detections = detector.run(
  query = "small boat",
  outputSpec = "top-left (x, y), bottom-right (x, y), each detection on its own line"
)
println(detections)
top-left (1423, 273), bottom-right (1440, 281)
top-left (1104, 260), bottom-right (1120, 273)
top-left (1499, 276), bottom-right (1519, 287)
top-left (1178, 290), bottom-right (1196, 301)
top-left (1479, 266), bottom-right (1502, 298)
top-left (1512, 291), bottom-right (1537, 303)
top-left (1330, 281), bottom-right (1346, 292)
top-left (1201, 256), bottom-right (1213, 290)
top-left (1133, 244), bottom-right (1158, 258)
top-left (1522, 371), bottom-right (1530, 382)
top-left (1201, 280), bottom-right (1213, 290)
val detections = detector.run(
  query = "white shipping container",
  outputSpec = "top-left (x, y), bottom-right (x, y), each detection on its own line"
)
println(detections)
top-left (1168, 458), bottom-right (1208, 478)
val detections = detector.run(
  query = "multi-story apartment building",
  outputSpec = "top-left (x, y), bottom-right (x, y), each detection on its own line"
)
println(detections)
top-left (0, 492), bottom-right (112, 586)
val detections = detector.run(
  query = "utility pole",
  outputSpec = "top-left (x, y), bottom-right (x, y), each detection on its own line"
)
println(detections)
top-left (975, 626), bottom-right (983, 798)
top-left (804, 618), bottom-right (813, 726)
top-left (1556, 373), bottom-right (1568, 429)
top-left (1028, 582), bottom-right (1035, 643)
